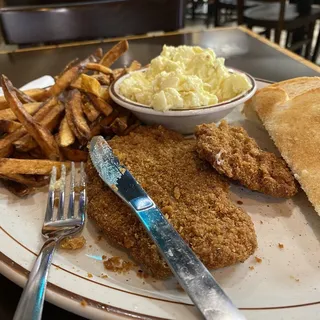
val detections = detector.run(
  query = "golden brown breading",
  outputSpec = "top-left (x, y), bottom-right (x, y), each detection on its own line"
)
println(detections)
top-left (86, 125), bottom-right (257, 279)
top-left (195, 121), bottom-right (297, 198)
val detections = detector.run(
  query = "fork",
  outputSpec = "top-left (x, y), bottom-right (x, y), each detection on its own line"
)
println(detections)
top-left (13, 162), bottom-right (86, 320)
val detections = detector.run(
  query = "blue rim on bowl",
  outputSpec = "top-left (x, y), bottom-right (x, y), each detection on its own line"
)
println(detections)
top-left (109, 68), bottom-right (257, 116)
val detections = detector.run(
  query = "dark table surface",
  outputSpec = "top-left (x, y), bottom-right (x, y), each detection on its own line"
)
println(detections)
top-left (0, 26), bottom-right (319, 88)
top-left (0, 26), bottom-right (319, 320)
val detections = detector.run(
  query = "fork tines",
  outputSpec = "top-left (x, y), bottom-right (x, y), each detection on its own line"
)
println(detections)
top-left (44, 162), bottom-right (86, 224)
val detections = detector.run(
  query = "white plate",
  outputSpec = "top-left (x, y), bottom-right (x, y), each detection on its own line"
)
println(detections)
top-left (1, 79), bottom-right (320, 320)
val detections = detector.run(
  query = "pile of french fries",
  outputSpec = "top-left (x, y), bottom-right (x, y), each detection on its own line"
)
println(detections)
top-left (0, 40), bottom-right (141, 196)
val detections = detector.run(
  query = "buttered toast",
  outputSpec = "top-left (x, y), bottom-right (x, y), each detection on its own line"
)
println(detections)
top-left (243, 77), bottom-right (320, 214)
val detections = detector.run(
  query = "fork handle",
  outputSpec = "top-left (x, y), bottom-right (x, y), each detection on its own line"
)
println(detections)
top-left (13, 238), bottom-right (57, 320)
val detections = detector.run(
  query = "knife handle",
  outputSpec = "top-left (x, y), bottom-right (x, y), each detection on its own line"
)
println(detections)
top-left (133, 202), bottom-right (246, 320)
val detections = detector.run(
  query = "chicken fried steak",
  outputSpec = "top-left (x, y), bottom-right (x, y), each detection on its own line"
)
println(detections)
top-left (195, 121), bottom-right (297, 198)
top-left (86, 126), bottom-right (257, 279)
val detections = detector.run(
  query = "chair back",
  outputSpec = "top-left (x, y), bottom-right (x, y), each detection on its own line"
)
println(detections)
top-left (237, 0), bottom-right (286, 42)
top-left (0, 0), bottom-right (185, 46)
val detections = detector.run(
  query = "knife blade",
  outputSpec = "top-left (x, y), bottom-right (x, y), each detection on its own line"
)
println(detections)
top-left (89, 135), bottom-right (246, 320)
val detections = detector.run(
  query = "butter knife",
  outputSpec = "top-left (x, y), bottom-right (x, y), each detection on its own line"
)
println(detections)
top-left (89, 136), bottom-right (246, 320)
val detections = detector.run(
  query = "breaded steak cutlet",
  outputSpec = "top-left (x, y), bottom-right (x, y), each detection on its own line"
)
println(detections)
top-left (86, 125), bottom-right (257, 279)
top-left (195, 120), bottom-right (298, 198)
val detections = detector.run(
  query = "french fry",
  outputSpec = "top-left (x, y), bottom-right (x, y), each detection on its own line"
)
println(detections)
top-left (0, 96), bottom-right (9, 110)
top-left (82, 95), bottom-right (100, 122)
top-left (0, 120), bottom-right (21, 133)
top-left (71, 73), bottom-right (101, 97)
top-left (87, 93), bottom-right (113, 116)
top-left (59, 58), bottom-right (80, 76)
top-left (33, 96), bottom-right (59, 122)
top-left (28, 147), bottom-right (45, 159)
top-left (79, 53), bottom-right (99, 67)
top-left (47, 64), bottom-right (84, 97)
top-left (0, 88), bottom-right (48, 110)
top-left (61, 147), bottom-right (88, 162)
top-left (0, 102), bottom-right (41, 121)
top-left (20, 88), bottom-right (49, 102)
top-left (1, 75), bottom-right (60, 160)
top-left (0, 173), bottom-right (50, 187)
top-left (12, 149), bottom-right (36, 159)
top-left (90, 110), bottom-right (119, 137)
top-left (57, 52), bottom-right (99, 77)
top-left (0, 179), bottom-right (35, 197)
top-left (110, 115), bottom-right (129, 135)
top-left (65, 96), bottom-right (82, 142)
top-left (85, 63), bottom-right (113, 75)
top-left (126, 60), bottom-right (142, 72)
top-left (113, 68), bottom-right (126, 81)
top-left (120, 120), bottom-right (141, 136)
top-left (14, 137), bottom-right (37, 153)
top-left (0, 96), bottom-right (56, 122)
top-left (0, 173), bottom-right (49, 188)
top-left (0, 158), bottom-right (68, 175)
top-left (57, 116), bottom-right (75, 147)
top-left (67, 89), bottom-right (91, 141)
top-left (100, 40), bottom-right (129, 67)
top-left (91, 74), bottom-right (111, 86)
top-left (14, 103), bottom-right (65, 152)
top-left (99, 87), bottom-right (110, 101)
top-left (0, 129), bottom-right (25, 157)
top-left (0, 96), bottom-right (59, 157)
top-left (13, 87), bottom-right (36, 103)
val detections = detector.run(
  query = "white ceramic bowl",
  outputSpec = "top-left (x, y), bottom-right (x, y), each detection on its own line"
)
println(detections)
top-left (109, 68), bottom-right (257, 134)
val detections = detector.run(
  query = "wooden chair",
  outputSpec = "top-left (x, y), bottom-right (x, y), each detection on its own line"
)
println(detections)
top-left (187, 0), bottom-right (206, 20)
top-left (239, 0), bottom-right (320, 59)
top-left (212, 0), bottom-right (259, 27)
top-left (239, 0), bottom-right (286, 43)
top-left (312, 28), bottom-right (320, 63)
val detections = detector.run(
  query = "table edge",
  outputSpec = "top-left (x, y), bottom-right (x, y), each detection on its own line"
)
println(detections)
top-left (0, 25), bottom-right (318, 75)
top-left (0, 26), bottom-right (237, 54)
top-left (238, 26), bottom-right (320, 73)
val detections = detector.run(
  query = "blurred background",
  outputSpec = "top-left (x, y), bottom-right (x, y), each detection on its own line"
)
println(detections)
top-left (0, 0), bottom-right (319, 63)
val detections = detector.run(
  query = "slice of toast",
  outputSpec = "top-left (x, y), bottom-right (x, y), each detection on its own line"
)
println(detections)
top-left (243, 77), bottom-right (320, 214)
top-left (243, 77), bottom-right (320, 124)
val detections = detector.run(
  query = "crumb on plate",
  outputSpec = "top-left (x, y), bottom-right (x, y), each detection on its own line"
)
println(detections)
top-left (290, 275), bottom-right (300, 282)
top-left (137, 269), bottom-right (149, 279)
top-left (103, 256), bottom-right (134, 274)
top-left (80, 299), bottom-right (87, 307)
top-left (60, 236), bottom-right (86, 250)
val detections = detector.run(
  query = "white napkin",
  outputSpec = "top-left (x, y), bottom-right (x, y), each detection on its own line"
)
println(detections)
top-left (0, 75), bottom-right (55, 96)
